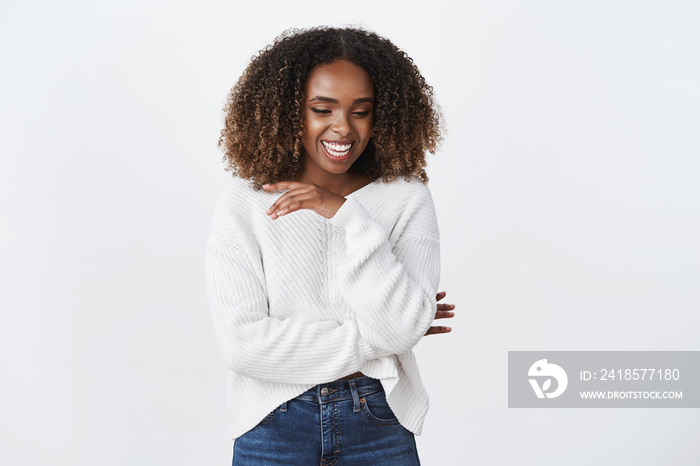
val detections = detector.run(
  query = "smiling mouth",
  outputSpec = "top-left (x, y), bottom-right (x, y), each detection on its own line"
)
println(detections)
top-left (321, 140), bottom-right (354, 158)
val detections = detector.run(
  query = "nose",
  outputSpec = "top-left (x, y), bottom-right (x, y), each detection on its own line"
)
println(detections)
top-left (331, 113), bottom-right (351, 137)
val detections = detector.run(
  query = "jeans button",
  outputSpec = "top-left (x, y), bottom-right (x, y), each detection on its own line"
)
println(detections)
top-left (321, 387), bottom-right (329, 396)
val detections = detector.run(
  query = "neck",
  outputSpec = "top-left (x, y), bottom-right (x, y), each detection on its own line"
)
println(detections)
top-left (297, 167), bottom-right (359, 197)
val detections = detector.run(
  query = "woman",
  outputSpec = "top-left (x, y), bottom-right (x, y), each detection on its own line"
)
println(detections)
top-left (206, 26), bottom-right (455, 464)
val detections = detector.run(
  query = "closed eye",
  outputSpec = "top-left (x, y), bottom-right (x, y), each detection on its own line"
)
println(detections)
top-left (310, 108), bottom-right (331, 114)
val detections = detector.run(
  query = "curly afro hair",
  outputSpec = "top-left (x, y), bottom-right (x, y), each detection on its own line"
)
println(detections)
top-left (218, 26), bottom-right (443, 190)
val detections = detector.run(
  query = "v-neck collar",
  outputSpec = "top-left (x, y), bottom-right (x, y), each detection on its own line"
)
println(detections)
top-left (344, 177), bottom-right (382, 198)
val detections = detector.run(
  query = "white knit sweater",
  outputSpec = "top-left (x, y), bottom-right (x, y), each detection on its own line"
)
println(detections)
top-left (205, 175), bottom-right (441, 440)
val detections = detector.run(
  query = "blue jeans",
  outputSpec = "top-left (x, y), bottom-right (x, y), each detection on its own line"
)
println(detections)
top-left (232, 376), bottom-right (421, 465)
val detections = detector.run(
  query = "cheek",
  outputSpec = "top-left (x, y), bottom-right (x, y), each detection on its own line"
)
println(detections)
top-left (301, 121), bottom-right (318, 150)
top-left (360, 118), bottom-right (374, 140)
top-left (303, 116), bottom-right (324, 140)
top-left (301, 135), bottom-right (315, 155)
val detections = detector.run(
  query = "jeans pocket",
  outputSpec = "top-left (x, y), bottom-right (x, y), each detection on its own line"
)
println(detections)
top-left (360, 391), bottom-right (400, 426)
top-left (257, 407), bottom-right (277, 426)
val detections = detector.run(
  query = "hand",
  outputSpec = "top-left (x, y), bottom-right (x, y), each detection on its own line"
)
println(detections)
top-left (263, 181), bottom-right (346, 219)
top-left (424, 291), bottom-right (455, 336)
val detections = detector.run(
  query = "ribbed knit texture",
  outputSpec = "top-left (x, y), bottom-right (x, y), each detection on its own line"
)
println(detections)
top-left (205, 175), bottom-right (441, 440)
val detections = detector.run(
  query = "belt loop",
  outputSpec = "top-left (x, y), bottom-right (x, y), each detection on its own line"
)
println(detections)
top-left (280, 401), bottom-right (288, 412)
top-left (348, 379), bottom-right (361, 413)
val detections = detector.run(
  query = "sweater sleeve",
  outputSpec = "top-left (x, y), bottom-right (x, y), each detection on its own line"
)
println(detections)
top-left (205, 236), bottom-right (389, 385)
top-left (328, 186), bottom-right (441, 356)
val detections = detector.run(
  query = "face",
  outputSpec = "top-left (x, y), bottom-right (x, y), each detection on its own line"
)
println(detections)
top-left (301, 59), bottom-right (374, 179)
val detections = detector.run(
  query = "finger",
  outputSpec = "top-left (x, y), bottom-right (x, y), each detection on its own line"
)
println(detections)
top-left (263, 181), bottom-right (310, 191)
top-left (268, 193), bottom-right (315, 218)
top-left (424, 326), bottom-right (452, 336)
top-left (265, 189), bottom-right (297, 215)
top-left (266, 185), bottom-right (317, 216)
top-left (437, 303), bottom-right (455, 311)
top-left (266, 191), bottom-right (298, 216)
top-left (435, 291), bottom-right (446, 301)
top-left (433, 310), bottom-right (455, 320)
top-left (265, 191), bottom-right (286, 215)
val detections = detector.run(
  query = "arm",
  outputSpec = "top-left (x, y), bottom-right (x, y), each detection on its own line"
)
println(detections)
top-left (205, 236), bottom-right (389, 385)
top-left (328, 187), bottom-right (441, 355)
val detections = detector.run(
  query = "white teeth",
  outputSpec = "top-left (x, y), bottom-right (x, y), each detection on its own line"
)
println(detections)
top-left (322, 141), bottom-right (352, 157)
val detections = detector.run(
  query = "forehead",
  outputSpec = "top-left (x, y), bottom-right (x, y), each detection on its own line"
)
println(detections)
top-left (305, 60), bottom-right (374, 98)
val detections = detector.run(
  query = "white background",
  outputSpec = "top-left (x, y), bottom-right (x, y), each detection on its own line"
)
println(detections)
top-left (1, 1), bottom-right (698, 464)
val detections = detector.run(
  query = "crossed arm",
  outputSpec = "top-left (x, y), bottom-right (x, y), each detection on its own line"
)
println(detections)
top-left (206, 179), bottom-right (456, 384)
top-left (264, 180), bottom-right (455, 341)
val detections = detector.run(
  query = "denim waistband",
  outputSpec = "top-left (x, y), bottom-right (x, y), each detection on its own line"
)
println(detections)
top-left (291, 376), bottom-right (384, 407)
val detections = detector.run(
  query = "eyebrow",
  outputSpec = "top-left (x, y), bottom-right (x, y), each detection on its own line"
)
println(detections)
top-left (309, 96), bottom-right (374, 104)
